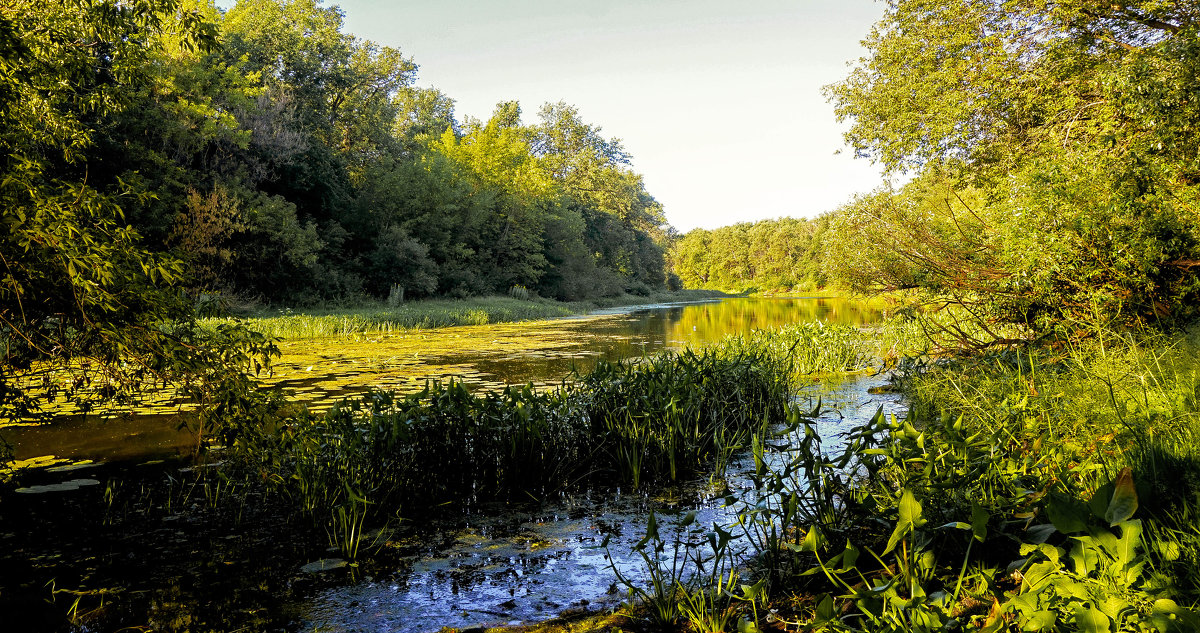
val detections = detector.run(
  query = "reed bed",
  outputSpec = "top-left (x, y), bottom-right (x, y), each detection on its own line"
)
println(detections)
top-left (229, 338), bottom-right (791, 544)
top-left (203, 290), bottom-right (729, 340)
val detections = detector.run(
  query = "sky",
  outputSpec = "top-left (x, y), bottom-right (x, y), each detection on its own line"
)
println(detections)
top-left (238, 0), bottom-right (890, 233)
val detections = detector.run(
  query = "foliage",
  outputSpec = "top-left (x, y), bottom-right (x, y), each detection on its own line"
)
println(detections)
top-left (0, 0), bottom-right (274, 430)
top-left (4, 0), bottom-right (676, 309)
top-left (824, 0), bottom-right (1200, 338)
top-left (624, 324), bottom-right (1200, 632)
top-left (671, 217), bottom-right (833, 293)
top-left (228, 337), bottom-right (791, 551)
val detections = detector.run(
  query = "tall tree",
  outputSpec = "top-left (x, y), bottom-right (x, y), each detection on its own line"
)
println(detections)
top-left (0, 0), bottom-right (272, 428)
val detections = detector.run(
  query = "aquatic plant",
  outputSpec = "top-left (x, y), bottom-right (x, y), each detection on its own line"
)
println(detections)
top-left (225, 335), bottom-right (792, 557)
top-left (578, 344), bottom-right (788, 486)
top-left (643, 325), bottom-right (1200, 632)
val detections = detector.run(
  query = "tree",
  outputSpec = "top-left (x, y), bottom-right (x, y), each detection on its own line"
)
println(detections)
top-left (826, 0), bottom-right (1200, 337)
top-left (0, 0), bottom-right (272, 432)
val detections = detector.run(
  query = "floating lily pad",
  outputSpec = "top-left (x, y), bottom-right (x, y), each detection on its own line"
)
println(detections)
top-left (15, 478), bottom-right (101, 493)
top-left (301, 558), bottom-right (348, 573)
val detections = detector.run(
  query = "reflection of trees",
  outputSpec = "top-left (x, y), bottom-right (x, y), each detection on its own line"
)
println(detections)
top-left (668, 299), bottom-right (881, 343)
top-left (458, 299), bottom-right (883, 386)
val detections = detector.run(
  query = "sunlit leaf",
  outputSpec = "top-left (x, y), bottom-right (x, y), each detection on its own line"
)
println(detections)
top-left (1105, 467), bottom-right (1138, 526)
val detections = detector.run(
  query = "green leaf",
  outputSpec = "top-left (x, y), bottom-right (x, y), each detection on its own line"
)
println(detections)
top-left (814, 593), bottom-right (836, 624)
top-left (1046, 497), bottom-right (1089, 535)
top-left (799, 525), bottom-right (826, 552)
top-left (1105, 467), bottom-right (1139, 526)
top-left (1074, 603), bottom-right (1111, 633)
top-left (970, 501), bottom-right (989, 542)
top-left (1023, 610), bottom-right (1056, 631)
top-left (884, 489), bottom-right (926, 554)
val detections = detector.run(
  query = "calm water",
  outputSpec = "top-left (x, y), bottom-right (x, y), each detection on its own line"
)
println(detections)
top-left (1, 296), bottom-right (899, 633)
top-left (5, 297), bottom-right (881, 463)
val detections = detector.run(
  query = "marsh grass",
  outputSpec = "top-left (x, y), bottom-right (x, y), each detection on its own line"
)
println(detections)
top-left (725, 323), bottom-right (1200, 630)
top-left (225, 334), bottom-right (792, 557)
top-left (595, 322), bottom-right (1200, 631)
top-left (204, 290), bottom-right (729, 340)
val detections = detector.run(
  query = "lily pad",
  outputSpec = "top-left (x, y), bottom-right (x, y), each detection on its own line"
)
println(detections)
top-left (15, 478), bottom-right (101, 493)
top-left (301, 558), bottom-right (348, 573)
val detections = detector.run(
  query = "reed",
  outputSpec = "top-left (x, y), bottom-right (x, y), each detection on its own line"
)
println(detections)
top-left (202, 290), bottom-right (730, 340)
top-left (228, 334), bottom-right (792, 545)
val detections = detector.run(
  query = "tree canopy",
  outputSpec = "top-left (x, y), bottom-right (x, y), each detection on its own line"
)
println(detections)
top-left (823, 0), bottom-right (1200, 338)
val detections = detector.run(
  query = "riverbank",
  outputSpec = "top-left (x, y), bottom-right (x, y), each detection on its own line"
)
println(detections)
top-left (208, 290), bottom-right (733, 340)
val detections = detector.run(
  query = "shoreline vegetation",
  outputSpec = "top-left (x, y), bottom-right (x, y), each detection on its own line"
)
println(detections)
top-left (4, 308), bottom-right (1200, 632)
top-left (205, 289), bottom-right (736, 340)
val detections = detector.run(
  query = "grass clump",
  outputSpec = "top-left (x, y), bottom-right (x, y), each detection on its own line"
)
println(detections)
top-left (224, 336), bottom-right (791, 559)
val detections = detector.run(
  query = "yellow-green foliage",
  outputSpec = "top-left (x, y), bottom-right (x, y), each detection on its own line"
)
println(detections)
top-left (205, 291), bottom-right (728, 340)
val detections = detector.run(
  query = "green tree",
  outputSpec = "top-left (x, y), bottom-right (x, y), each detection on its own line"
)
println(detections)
top-left (0, 0), bottom-right (272, 431)
top-left (826, 0), bottom-right (1200, 335)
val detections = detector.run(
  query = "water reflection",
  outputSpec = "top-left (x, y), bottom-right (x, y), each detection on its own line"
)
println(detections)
top-left (299, 373), bottom-right (906, 633)
top-left (4, 297), bottom-right (881, 463)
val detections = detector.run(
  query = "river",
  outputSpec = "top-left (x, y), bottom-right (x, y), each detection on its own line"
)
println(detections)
top-left (1, 296), bottom-right (901, 633)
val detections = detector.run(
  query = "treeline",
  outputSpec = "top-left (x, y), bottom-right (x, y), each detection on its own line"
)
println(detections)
top-left (670, 217), bottom-right (833, 293)
top-left (8, 0), bottom-right (672, 307)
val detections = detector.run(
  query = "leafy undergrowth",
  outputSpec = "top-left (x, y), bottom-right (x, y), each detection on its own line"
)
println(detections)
top-left (595, 325), bottom-right (1200, 632)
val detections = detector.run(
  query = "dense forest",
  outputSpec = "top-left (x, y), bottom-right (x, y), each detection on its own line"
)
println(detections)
top-left (670, 217), bottom-right (833, 293)
top-left (3, 0), bottom-right (673, 313)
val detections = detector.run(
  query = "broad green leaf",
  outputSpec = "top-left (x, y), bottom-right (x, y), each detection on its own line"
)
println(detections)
top-left (1112, 519), bottom-right (1143, 573)
top-left (737, 616), bottom-right (761, 633)
top-left (885, 489), bottom-right (926, 554)
top-left (1105, 467), bottom-right (1139, 526)
top-left (1023, 610), bottom-right (1056, 631)
top-left (799, 525), bottom-right (826, 552)
top-left (814, 593), bottom-right (836, 623)
top-left (1046, 498), bottom-right (1089, 535)
top-left (1074, 603), bottom-right (1111, 633)
top-left (970, 501), bottom-right (989, 542)
top-left (1025, 524), bottom-right (1057, 544)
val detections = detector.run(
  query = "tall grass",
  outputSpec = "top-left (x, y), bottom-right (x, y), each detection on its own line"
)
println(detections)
top-left (703, 324), bottom-right (1200, 630)
top-left (203, 290), bottom-right (729, 340)
top-left (225, 336), bottom-right (792, 555)
top-left (595, 322), bottom-right (1200, 630)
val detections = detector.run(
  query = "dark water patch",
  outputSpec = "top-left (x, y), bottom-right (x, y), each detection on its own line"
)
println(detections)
top-left (0, 457), bottom-right (329, 633)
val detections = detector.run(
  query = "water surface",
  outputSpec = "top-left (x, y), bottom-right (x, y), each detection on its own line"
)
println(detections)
top-left (5, 297), bottom-right (880, 463)
top-left (298, 374), bottom-right (905, 633)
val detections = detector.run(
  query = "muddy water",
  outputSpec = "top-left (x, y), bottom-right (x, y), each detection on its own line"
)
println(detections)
top-left (4, 296), bottom-right (881, 463)
top-left (297, 374), bottom-right (906, 633)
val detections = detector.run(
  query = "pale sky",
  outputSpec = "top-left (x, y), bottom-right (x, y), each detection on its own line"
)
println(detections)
top-left (227, 0), bottom-right (888, 232)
